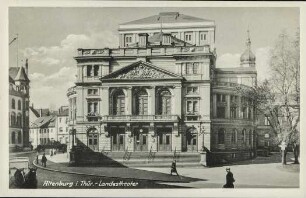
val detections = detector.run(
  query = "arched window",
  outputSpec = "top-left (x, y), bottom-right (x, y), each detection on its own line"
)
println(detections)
top-left (218, 128), bottom-right (225, 144)
top-left (18, 100), bottom-right (21, 110)
top-left (18, 131), bottom-right (22, 144)
top-left (12, 99), bottom-right (15, 109)
top-left (242, 128), bottom-right (246, 143)
top-left (11, 112), bottom-right (16, 126)
top-left (134, 89), bottom-right (148, 115)
top-left (112, 89), bottom-right (125, 115)
top-left (11, 132), bottom-right (16, 144)
top-left (231, 129), bottom-right (238, 143)
top-left (17, 113), bottom-right (22, 126)
top-left (158, 89), bottom-right (171, 115)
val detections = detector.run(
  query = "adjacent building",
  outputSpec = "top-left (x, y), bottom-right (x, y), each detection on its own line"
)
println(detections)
top-left (29, 106), bottom-right (69, 149)
top-left (9, 60), bottom-right (30, 151)
top-left (67, 12), bottom-right (257, 163)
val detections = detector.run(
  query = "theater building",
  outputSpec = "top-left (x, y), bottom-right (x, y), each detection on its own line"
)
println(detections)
top-left (67, 12), bottom-right (257, 163)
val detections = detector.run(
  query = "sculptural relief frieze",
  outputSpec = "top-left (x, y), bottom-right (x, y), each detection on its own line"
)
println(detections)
top-left (116, 64), bottom-right (171, 79)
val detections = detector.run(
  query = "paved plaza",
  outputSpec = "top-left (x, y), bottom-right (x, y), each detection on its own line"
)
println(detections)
top-left (32, 152), bottom-right (299, 188)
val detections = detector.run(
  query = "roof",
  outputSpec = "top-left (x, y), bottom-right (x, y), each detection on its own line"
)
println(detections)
top-left (9, 67), bottom-right (29, 82)
top-left (9, 67), bottom-right (19, 79)
top-left (101, 60), bottom-right (183, 81)
top-left (9, 76), bottom-right (14, 83)
top-left (30, 116), bottom-right (55, 128)
top-left (29, 107), bottom-right (40, 118)
top-left (121, 12), bottom-right (213, 25)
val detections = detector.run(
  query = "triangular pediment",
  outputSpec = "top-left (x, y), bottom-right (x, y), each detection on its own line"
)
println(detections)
top-left (101, 61), bottom-right (182, 80)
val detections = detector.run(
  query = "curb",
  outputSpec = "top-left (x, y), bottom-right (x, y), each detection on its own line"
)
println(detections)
top-left (32, 160), bottom-right (188, 183)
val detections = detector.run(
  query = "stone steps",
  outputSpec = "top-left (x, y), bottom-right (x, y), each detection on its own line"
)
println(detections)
top-left (74, 151), bottom-right (201, 167)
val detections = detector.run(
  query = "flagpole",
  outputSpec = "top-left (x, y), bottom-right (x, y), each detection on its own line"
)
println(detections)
top-left (16, 33), bottom-right (19, 67)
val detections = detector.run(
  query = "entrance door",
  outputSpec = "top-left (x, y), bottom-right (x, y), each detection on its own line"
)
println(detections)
top-left (88, 133), bottom-right (98, 151)
top-left (134, 130), bottom-right (148, 151)
top-left (157, 128), bottom-right (172, 151)
top-left (111, 128), bottom-right (125, 151)
top-left (187, 134), bottom-right (197, 152)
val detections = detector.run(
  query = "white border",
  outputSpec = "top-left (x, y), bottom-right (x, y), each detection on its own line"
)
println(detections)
top-left (0, 1), bottom-right (305, 197)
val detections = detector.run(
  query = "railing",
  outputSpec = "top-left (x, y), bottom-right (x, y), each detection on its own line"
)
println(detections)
top-left (102, 115), bottom-right (179, 122)
top-left (213, 81), bottom-right (253, 90)
top-left (76, 45), bottom-right (212, 58)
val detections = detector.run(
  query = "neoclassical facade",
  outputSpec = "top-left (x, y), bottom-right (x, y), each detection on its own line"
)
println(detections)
top-left (68, 12), bottom-right (257, 162)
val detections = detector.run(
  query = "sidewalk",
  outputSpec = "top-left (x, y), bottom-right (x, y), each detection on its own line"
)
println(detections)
top-left (34, 153), bottom-right (202, 183)
top-left (34, 153), bottom-right (300, 188)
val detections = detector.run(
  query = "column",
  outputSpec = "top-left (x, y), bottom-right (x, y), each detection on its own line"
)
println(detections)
top-left (125, 123), bottom-right (133, 152)
top-left (173, 85), bottom-right (182, 115)
top-left (213, 94), bottom-right (217, 118)
top-left (238, 96), bottom-right (242, 119)
top-left (172, 123), bottom-right (181, 151)
top-left (148, 122), bottom-right (157, 152)
top-left (101, 87), bottom-right (109, 116)
top-left (126, 87), bottom-right (133, 115)
top-left (226, 95), bottom-right (230, 119)
top-left (150, 86), bottom-right (156, 115)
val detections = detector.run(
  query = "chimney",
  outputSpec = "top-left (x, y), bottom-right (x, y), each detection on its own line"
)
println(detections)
top-left (40, 109), bottom-right (43, 117)
top-left (25, 59), bottom-right (28, 75)
top-left (162, 33), bottom-right (171, 45)
top-left (138, 33), bottom-right (148, 47)
top-left (32, 103), bottom-right (34, 108)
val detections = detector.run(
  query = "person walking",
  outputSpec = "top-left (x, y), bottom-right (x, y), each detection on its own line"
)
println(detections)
top-left (170, 160), bottom-right (179, 176)
top-left (41, 153), bottom-right (47, 167)
top-left (223, 167), bottom-right (235, 188)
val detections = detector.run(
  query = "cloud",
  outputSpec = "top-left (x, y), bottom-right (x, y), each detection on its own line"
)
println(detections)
top-left (216, 47), bottom-right (272, 82)
top-left (22, 31), bottom-right (118, 109)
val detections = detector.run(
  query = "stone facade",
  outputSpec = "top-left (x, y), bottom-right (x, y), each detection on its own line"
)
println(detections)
top-left (67, 12), bottom-right (257, 163)
top-left (9, 60), bottom-right (30, 151)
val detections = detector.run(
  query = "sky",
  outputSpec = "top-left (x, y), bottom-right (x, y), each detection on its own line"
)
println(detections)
top-left (9, 7), bottom-right (299, 110)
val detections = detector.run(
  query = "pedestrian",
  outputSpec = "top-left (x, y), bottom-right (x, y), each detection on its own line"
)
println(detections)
top-left (36, 154), bottom-right (39, 165)
top-left (41, 153), bottom-right (47, 167)
top-left (170, 160), bottom-right (179, 176)
top-left (223, 167), bottom-right (235, 188)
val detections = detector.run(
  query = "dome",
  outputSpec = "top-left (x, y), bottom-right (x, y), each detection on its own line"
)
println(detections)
top-left (240, 49), bottom-right (256, 62)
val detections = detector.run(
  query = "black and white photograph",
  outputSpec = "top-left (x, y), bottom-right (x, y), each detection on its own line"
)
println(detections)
top-left (1, 1), bottom-right (305, 197)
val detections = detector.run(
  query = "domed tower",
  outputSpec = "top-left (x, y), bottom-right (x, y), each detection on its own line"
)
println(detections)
top-left (240, 30), bottom-right (256, 67)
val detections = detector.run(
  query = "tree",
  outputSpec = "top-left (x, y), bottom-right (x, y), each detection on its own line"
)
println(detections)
top-left (238, 30), bottom-right (300, 164)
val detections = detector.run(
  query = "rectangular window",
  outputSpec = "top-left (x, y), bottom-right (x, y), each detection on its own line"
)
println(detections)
top-left (193, 101), bottom-right (199, 112)
top-left (186, 63), bottom-right (193, 74)
top-left (187, 87), bottom-right (199, 95)
top-left (193, 63), bottom-right (199, 74)
top-left (217, 94), bottom-right (226, 102)
top-left (217, 106), bottom-right (226, 118)
top-left (230, 107), bottom-right (237, 119)
top-left (88, 89), bottom-right (98, 95)
top-left (125, 34), bottom-right (133, 46)
top-left (166, 135), bottom-right (170, 144)
top-left (94, 65), bottom-right (99, 76)
top-left (87, 65), bottom-right (92, 77)
top-left (185, 33), bottom-right (192, 42)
